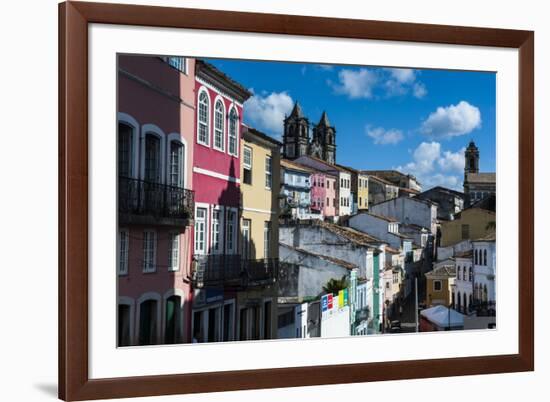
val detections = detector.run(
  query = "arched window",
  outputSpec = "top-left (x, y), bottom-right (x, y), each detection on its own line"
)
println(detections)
top-left (118, 123), bottom-right (133, 177)
top-left (463, 293), bottom-right (467, 312)
top-left (139, 299), bottom-right (158, 345)
top-left (457, 292), bottom-right (461, 311)
top-left (468, 267), bottom-right (472, 282)
top-left (463, 266), bottom-right (467, 282)
top-left (457, 266), bottom-right (461, 280)
top-left (144, 134), bottom-right (161, 183)
top-left (474, 250), bottom-right (478, 265)
top-left (483, 284), bottom-right (488, 302)
top-left (169, 141), bottom-right (184, 188)
top-left (198, 90), bottom-right (210, 145)
top-left (228, 108), bottom-right (239, 156)
top-left (483, 249), bottom-right (487, 266)
top-left (164, 295), bottom-right (182, 344)
top-left (214, 100), bottom-right (225, 151)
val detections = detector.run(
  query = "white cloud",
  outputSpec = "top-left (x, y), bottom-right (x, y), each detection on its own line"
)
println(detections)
top-left (330, 67), bottom-right (428, 99)
top-left (413, 82), bottom-right (427, 98)
top-left (386, 68), bottom-right (416, 84)
top-left (243, 91), bottom-right (294, 138)
top-left (438, 148), bottom-right (466, 172)
top-left (396, 141), bottom-right (465, 190)
top-left (420, 101), bottom-right (481, 139)
top-left (329, 68), bottom-right (378, 99)
top-left (366, 126), bottom-right (404, 145)
top-left (317, 64), bottom-right (334, 71)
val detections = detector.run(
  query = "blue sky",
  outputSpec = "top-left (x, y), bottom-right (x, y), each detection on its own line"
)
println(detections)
top-left (205, 58), bottom-right (496, 191)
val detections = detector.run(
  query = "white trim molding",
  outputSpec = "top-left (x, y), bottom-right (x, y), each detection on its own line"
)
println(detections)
top-left (196, 86), bottom-right (212, 147)
top-left (140, 123), bottom-right (167, 184)
top-left (135, 291), bottom-right (162, 344)
top-left (117, 296), bottom-right (135, 346)
top-left (193, 166), bottom-right (240, 183)
top-left (117, 112), bottom-right (140, 178)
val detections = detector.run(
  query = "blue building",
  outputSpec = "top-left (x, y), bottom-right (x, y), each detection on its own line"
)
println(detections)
top-left (280, 159), bottom-right (313, 220)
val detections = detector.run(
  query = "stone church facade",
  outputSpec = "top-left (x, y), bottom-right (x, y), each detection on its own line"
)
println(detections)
top-left (282, 102), bottom-right (337, 164)
top-left (463, 140), bottom-right (496, 206)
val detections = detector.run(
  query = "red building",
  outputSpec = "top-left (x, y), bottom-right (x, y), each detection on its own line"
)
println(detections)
top-left (117, 55), bottom-right (196, 346)
top-left (190, 60), bottom-right (252, 342)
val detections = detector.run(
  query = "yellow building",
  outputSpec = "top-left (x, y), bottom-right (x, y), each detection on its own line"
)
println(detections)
top-left (440, 207), bottom-right (495, 247)
top-left (357, 173), bottom-right (369, 210)
top-left (236, 126), bottom-right (281, 341)
top-left (425, 265), bottom-right (456, 307)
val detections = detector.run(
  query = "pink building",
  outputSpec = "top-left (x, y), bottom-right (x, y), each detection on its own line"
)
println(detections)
top-left (310, 172), bottom-right (337, 218)
top-left (190, 60), bottom-right (252, 343)
top-left (117, 55), bottom-right (195, 346)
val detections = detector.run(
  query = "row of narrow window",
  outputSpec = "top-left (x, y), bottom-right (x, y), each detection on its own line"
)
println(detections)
top-left (198, 90), bottom-right (239, 156)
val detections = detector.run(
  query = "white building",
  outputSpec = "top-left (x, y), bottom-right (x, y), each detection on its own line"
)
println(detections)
top-left (279, 220), bottom-right (386, 333)
top-left (370, 196), bottom-right (438, 235)
top-left (472, 232), bottom-right (496, 306)
top-left (453, 250), bottom-right (473, 313)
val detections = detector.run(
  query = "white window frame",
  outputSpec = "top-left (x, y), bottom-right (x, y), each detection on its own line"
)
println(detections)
top-left (265, 155), bottom-right (272, 189)
top-left (168, 140), bottom-right (184, 188)
top-left (228, 106), bottom-right (239, 157)
top-left (211, 206), bottom-right (224, 254)
top-left (226, 208), bottom-right (237, 254)
top-left (165, 56), bottom-right (187, 74)
top-left (142, 230), bottom-right (157, 273)
top-left (213, 97), bottom-right (226, 152)
top-left (241, 219), bottom-right (251, 259)
top-left (197, 87), bottom-right (211, 147)
top-left (118, 228), bottom-right (129, 275)
top-left (243, 145), bottom-right (253, 185)
top-left (433, 280), bottom-right (442, 292)
top-left (194, 205), bottom-right (209, 255)
top-left (263, 221), bottom-right (271, 259)
top-left (167, 232), bottom-right (180, 271)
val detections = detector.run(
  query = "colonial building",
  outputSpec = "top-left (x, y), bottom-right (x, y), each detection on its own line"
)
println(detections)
top-left (463, 141), bottom-right (496, 206)
top-left (472, 232), bottom-right (496, 310)
top-left (453, 250), bottom-right (473, 314)
top-left (363, 170), bottom-right (422, 193)
top-left (439, 195), bottom-right (495, 247)
top-left (280, 159), bottom-right (313, 220)
top-left (294, 155), bottom-right (352, 218)
top-left (282, 102), bottom-right (337, 164)
top-left (425, 264), bottom-right (456, 307)
top-left (279, 220), bottom-right (386, 333)
top-left (366, 174), bottom-right (399, 206)
top-left (370, 196), bottom-right (439, 236)
top-left (237, 126), bottom-right (282, 341)
top-left (310, 171), bottom-right (337, 219)
top-left (416, 186), bottom-right (465, 221)
top-left (190, 60), bottom-right (278, 343)
top-left (117, 55), bottom-right (196, 346)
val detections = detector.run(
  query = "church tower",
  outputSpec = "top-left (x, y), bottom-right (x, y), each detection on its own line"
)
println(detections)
top-left (283, 102), bottom-right (309, 160)
top-left (312, 111), bottom-right (336, 164)
top-left (464, 140), bottom-right (479, 181)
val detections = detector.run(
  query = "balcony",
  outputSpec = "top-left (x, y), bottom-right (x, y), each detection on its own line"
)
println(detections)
top-left (192, 255), bottom-right (279, 290)
top-left (118, 176), bottom-right (194, 227)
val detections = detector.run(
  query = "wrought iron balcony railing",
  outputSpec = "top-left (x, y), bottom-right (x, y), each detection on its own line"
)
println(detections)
top-left (118, 176), bottom-right (194, 225)
top-left (192, 255), bottom-right (279, 290)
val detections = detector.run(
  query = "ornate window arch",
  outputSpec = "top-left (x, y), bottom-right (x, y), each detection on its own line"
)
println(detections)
top-left (213, 97), bottom-right (226, 151)
top-left (197, 87), bottom-right (211, 146)
top-left (228, 106), bottom-right (239, 156)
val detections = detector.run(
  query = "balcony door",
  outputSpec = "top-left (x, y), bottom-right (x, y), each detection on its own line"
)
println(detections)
top-left (118, 123), bottom-right (133, 178)
top-left (139, 299), bottom-right (158, 345)
top-left (145, 134), bottom-right (161, 183)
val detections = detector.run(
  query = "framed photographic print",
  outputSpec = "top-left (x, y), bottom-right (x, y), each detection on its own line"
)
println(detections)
top-left (59, 1), bottom-right (534, 400)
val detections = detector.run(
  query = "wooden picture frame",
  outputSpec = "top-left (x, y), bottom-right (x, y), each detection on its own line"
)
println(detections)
top-left (59, 1), bottom-right (534, 400)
